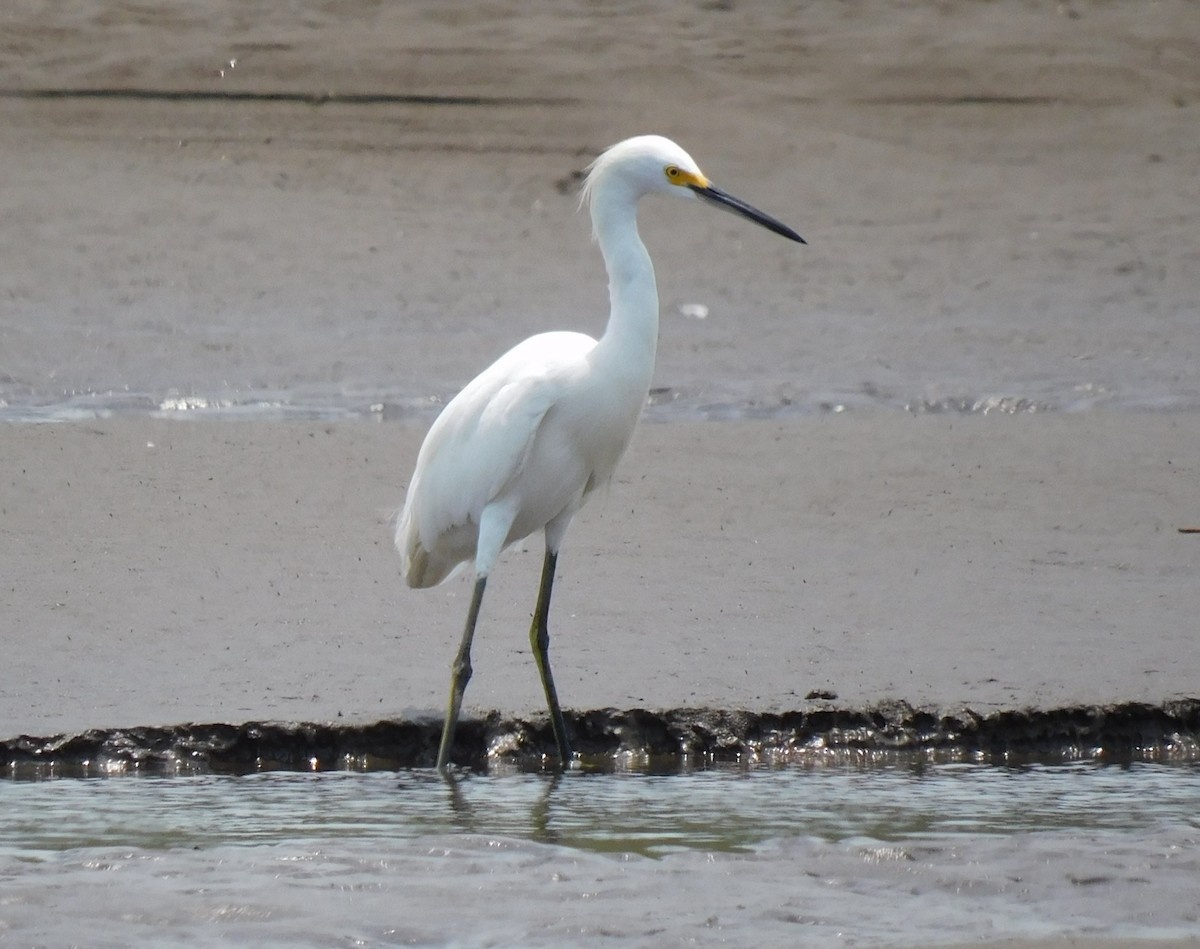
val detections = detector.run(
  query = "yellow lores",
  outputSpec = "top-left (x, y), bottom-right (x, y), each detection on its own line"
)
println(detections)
top-left (665, 164), bottom-right (709, 189)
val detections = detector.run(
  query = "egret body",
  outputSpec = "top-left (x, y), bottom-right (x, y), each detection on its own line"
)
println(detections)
top-left (395, 135), bottom-right (803, 771)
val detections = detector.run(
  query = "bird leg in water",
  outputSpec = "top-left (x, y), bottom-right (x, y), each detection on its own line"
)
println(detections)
top-left (436, 575), bottom-right (487, 772)
top-left (530, 550), bottom-right (573, 766)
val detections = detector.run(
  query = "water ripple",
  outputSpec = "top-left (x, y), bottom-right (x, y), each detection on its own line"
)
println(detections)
top-left (3, 382), bottom-right (1198, 423)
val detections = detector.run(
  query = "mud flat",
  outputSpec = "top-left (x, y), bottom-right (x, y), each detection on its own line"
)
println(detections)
top-left (4, 699), bottom-right (1200, 776)
top-left (3, 2), bottom-right (1199, 785)
top-left (3, 416), bottom-right (1198, 747)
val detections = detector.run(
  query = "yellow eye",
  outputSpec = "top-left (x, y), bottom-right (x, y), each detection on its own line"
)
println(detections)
top-left (664, 165), bottom-right (707, 189)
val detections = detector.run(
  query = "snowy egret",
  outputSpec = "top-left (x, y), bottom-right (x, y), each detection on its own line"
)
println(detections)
top-left (396, 135), bottom-right (803, 771)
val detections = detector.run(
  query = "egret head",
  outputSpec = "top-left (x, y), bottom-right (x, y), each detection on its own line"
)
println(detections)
top-left (582, 135), bottom-right (703, 203)
top-left (582, 135), bottom-right (804, 244)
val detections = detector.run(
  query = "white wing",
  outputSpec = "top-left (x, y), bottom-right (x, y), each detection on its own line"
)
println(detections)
top-left (396, 331), bottom-right (596, 587)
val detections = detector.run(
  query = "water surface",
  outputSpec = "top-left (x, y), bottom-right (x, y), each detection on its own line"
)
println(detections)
top-left (3, 762), bottom-right (1198, 946)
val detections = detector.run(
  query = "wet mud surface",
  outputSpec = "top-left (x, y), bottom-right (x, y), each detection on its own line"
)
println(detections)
top-left (6, 700), bottom-right (1198, 776)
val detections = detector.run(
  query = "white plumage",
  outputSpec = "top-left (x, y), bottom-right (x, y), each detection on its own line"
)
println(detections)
top-left (397, 328), bottom-right (639, 588)
top-left (394, 135), bottom-right (803, 771)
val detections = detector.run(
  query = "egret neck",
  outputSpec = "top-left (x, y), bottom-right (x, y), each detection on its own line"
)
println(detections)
top-left (590, 182), bottom-right (660, 394)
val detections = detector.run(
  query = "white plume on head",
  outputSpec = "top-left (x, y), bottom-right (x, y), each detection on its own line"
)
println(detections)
top-left (579, 135), bottom-right (701, 236)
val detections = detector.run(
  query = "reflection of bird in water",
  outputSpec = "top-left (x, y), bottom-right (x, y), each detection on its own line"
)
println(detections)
top-left (437, 768), bottom-right (565, 847)
top-left (395, 135), bottom-right (804, 772)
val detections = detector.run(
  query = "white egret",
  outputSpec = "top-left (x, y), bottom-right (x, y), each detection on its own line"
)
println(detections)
top-left (395, 134), bottom-right (803, 771)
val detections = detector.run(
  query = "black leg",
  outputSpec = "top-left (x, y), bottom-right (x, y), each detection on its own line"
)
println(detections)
top-left (530, 549), bottom-right (573, 766)
top-left (437, 575), bottom-right (487, 772)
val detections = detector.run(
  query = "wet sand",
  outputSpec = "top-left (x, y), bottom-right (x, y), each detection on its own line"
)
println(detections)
top-left (2, 1), bottom-right (1198, 751)
top-left (948, 941), bottom-right (1200, 949)
top-left (3, 414), bottom-right (1198, 743)
top-left (2, 1), bottom-right (1198, 413)
top-left (2, 0), bottom-right (1200, 755)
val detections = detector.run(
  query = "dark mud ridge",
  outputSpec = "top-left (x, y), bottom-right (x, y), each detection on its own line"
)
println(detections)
top-left (4, 700), bottom-right (1199, 776)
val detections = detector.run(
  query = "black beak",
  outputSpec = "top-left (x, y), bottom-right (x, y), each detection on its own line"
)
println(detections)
top-left (689, 183), bottom-right (805, 244)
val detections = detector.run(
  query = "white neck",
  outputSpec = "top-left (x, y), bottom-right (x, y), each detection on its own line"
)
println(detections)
top-left (591, 185), bottom-right (660, 378)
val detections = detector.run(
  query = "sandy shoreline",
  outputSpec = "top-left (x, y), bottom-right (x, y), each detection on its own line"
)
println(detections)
top-left (3, 414), bottom-right (1197, 747)
top-left (1, 0), bottom-right (1198, 766)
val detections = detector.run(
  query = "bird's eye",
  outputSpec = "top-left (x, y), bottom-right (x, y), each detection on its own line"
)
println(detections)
top-left (665, 165), bottom-right (681, 180)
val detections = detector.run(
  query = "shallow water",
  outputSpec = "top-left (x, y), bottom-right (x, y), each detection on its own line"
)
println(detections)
top-left (3, 379), bottom-right (1199, 424)
top-left (3, 762), bottom-right (1198, 946)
